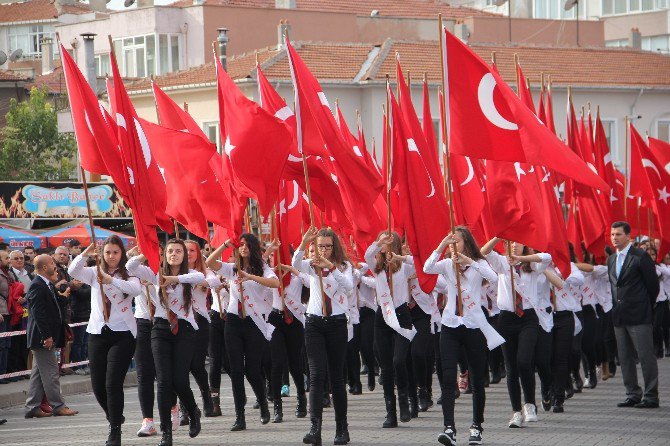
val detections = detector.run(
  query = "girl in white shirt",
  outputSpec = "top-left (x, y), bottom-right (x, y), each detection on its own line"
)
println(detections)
top-left (126, 239), bottom-right (205, 445)
top-left (364, 231), bottom-right (416, 428)
top-left (205, 234), bottom-right (279, 432)
top-left (69, 236), bottom-right (141, 446)
top-left (424, 228), bottom-right (499, 446)
top-left (292, 227), bottom-right (354, 446)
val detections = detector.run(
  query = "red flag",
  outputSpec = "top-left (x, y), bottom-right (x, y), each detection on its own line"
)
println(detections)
top-left (59, 43), bottom-right (130, 201)
top-left (108, 49), bottom-right (162, 271)
top-left (629, 124), bottom-right (670, 259)
top-left (390, 90), bottom-right (449, 293)
top-left (152, 83), bottom-right (209, 141)
top-left (649, 137), bottom-right (670, 174)
top-left (515, 62), bottom-right (535, 111)
top-left (422, 77), bottom-right (437, 160)
top-left (215, 55), bottom-right (292, 218)
top-left (286, 38), bottom-right (383, 240)
top-left (594, 112), bottom-right (625, 221)
top-left (443, 30), bottom-right (606, 191)
top-left (545, 81), bottom-right (557, 135)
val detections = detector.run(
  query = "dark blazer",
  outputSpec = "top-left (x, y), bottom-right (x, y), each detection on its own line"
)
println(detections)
top-left (608, 245), bottom-right (660, 327)
top-left (26, 276), bottom-right (65, 350)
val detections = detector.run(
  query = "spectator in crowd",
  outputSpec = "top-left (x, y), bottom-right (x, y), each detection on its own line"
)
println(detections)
top-left (0, 243), bottom-right (9, 253)
top-left (7, 251), bottom-right (32, 381)
top-left (64, 239), bottom-right (82, 261)
top-left (24, 254), bottom-right (78, 418)
top-left (24, 247), bottom-right (36, 275)
top-left (0, 250), bottom-right (13, 384)
top-left (71, 258), bottom-right (93, 375)
top-left (609, 222), bottom-right (660, 409)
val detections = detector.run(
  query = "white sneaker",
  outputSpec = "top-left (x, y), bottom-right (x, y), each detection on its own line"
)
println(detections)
top-left (508, 411), bottom-right (524, 428)
top-left (137, 418), bottom-right (157, 437)
top-left (171, 405), bottom-right (180, 431)
top-left (523, 403), bottom-right (538, 422)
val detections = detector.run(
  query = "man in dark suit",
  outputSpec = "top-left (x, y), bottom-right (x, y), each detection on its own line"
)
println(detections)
top-left (24, 254), bottom-right (78, 418)
top-left (608, 221), bottom-right (660, 409)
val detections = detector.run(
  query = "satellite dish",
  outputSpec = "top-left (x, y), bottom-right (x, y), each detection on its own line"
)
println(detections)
top-left (0, 51), bottom-right (7, 66)
top-left (564, 0), bottom-right (578, 10)
top-left (9, 49), bottom-right (23, 61)
top-left (124, 0), bottom-right (135, 6)
top-left (495, 0), bottom-right (508, 6)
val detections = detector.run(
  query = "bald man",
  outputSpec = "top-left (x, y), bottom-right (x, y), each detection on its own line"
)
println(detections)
top-left (24, 255), bottom-right (77, 418)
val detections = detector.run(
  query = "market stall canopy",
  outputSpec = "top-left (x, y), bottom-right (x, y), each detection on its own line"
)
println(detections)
top-left (40, 221), bottom-right (136, 248)
top-left (0, 223), bottom-right (47, 250)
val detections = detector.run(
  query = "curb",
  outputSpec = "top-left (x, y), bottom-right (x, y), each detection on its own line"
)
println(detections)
top-left (0, 371), bottom-right (137, 409)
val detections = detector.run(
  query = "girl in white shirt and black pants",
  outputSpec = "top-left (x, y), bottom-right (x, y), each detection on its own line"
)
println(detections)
top-left (126, 239), bottom-right (205, 446)
top-left (424, 228), bottom-right (500, 446)
top-left (293, 227), bottom-right (354, 446)
top-left (69, 236), bottom-right (142, 446)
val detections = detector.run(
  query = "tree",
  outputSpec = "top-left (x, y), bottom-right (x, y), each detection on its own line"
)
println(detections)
top-left (0, 87), bottom-right (77, 180)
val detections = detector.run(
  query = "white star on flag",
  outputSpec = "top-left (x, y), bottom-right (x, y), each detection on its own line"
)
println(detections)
top-left (658, 186), bottom-right (670, 203)
top-left (224, 136), bottom-right (236, 156)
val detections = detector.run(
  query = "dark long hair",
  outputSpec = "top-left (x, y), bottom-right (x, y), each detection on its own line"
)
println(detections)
top-left (317, 228), bottom-right (349, 270)
top-left (373, 231), bottom-right (402, 275)
top-left (453, 226), bottom-right (484, 262)
top-left (185, 240), bottom-right (206, 275)
top-left (236, 233), bottom-right (264, 277)
top-left (101, 235), bottom-right (129, 280)
top-left (161, 238), bottom-right (192, 312)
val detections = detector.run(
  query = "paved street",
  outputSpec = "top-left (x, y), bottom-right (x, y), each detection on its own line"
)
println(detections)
top-left (1, 358), bottom-right (669, 446)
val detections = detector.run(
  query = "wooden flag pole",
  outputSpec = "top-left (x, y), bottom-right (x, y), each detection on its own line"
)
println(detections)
top-left (437, 14), bottom-right (463, 316)
top-left (384, 76), bottom-right (394, 299)
top-left (624, 116), bottom-right (630, 216)
top-left (271, 204), bottom-right (286, 311)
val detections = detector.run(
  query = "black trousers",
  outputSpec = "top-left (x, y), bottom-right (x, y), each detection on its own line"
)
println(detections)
top-left (7, 322), bottom-right (27, 374)
top-left (551, 311), bottom-right (575, 404)
top-left (135, 318), bottom-right (155, 419)
top-left (88, 327), bottom-right (136, 426)
top-left (653, 301), bottom-right (669, 353)
top-left (224, 313), bottom-right (267, 412)
top-left (570, 311), bottom-right (584, 380)
top-left (497, 309), bottom-right (538, 412)
top-left (409, 305), bottom-right (433, 390)
top-left (190, 313), bottom-right (210, 394)
top-left (359, 307), bottom-right (376, 377)
top-left (439, 325), bottom-right (487, 429)
top-left (581, 305), bottom-right (600, 375)
top-left (152, 318), bottom-right (197, 428)
top-left (535, 326), bottom-right (553, 401)
top-left (601, 310), bottom-right (618, 363)
top-left (268, 310), bottom-right (306, 400)
top-left (208, 311), bottom-right (229, 391)
top-left (375, 305), bottom-right (413, 397)
top-left (304, 314), bottom-right (348, 421)
top-left (487, 314), bottom-right (504, 375)
top-left (346, 322), bottom-right (362, 388)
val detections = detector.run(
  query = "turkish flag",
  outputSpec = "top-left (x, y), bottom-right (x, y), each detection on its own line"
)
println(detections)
top-left (544, 81), bottom-right (557, 135)
top-left (215, 55), bottom-right (292, 218)
top-left (443, 30), bottom-right (606, 191)
top-left (59, 44), bottom-right (130, 201)
top-left (649, 137), bottom-right (670, 174)
top-left (594, 112), bottom-right (625, 221)
top-left (422, 77), bottom-right (438, 160)
top-left (390, 90), bottom-right (449, 293)
top-left (286, 38), bottom-right (383, 241)
top-left (629, 124), bottom-right (670, 259)
top-left (108, 51), bottom-right (163, 271)
top-left (152, 82), bottom-right (209, 141)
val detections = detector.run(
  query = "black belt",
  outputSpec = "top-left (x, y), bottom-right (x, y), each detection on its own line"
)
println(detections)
top-left (306, 313), bottom-right (347, 321)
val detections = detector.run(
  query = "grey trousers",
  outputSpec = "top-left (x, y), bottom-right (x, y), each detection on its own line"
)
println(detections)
top-left (25, 348), bottom-right (65, 412)
top-left (614, 324), bottom-right (659, 404)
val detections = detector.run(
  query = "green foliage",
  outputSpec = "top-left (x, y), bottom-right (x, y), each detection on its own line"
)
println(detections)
top-left (0, 87), bottom-right (77, 180)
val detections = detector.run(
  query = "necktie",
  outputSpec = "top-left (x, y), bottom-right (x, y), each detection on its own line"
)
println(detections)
top-left (167, 309), bottom-right (179, 335)
top-left (48, 282), bottom-right (63, 321)
top-left (284, 307), bottom-right (294, 324)
top-left (513, 264), bottom-right (524, 317)
top-left (407, 282), bottom-right (417, 310)
top-left (616, 252), bottom-right (625, 278)
top-left (320, 267), bottom-right (334, 316)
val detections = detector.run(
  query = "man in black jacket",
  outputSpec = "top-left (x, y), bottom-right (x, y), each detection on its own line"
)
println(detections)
top-left (608, 221), bottom-right (660, 409)
top-left (24, 254), bottom-right (78, 418)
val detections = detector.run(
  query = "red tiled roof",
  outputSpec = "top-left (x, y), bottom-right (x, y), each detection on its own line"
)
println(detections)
top-left (0, 0), bottom-right (92, 24)
top-left (25, 66), bottom-right (66, 94)
top-left (126, 39), bottom-right (670, 93)
top-left (0, 69), bottom-right (28, 82)
top-left (168, 0), bottom-right (494, 19)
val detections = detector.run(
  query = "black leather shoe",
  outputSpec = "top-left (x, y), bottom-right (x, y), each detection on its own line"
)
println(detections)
top-left (303, 417), bottom-right (322, 445)
top-left (634, 400), bottom-right (659, 409)
top-left (259, 399), bottom-right (271, 424)
top-left (231, 411), bottom-right (246, 431)
top-left (367, 373), bottom-right (375, 392)
top-left (617, 398), bottom-right (640, 408)
top-left (158, 424), bottom-right (172, 446)
top-left (296, 393), bottom-right (307, 418)
top-left (272, 399), bottom-right (283, 423)
top-left (105, 425), bottom-right (121, 446)
top-left (382, 395), bottom-right (398, 428)
top-left (188, 407), bottom-right (201, 438)
top-left (179, 402), bottom-right (189, 426)
top-left (334, 418), bottom-right (350, 445)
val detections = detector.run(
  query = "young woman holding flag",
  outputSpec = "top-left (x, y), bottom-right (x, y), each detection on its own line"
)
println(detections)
top-left (292, 227), bottom-right (354, 446)
top-left (424, 228), bottom-right (502, 446)
top-left (69, 236), bottom-right (142, 446)
top-left (206, 234), bottom-right (279, 432)
top-left (126, 239), bottom-right (205, 446)
top-left (364, 231), bottom-right (416, 429)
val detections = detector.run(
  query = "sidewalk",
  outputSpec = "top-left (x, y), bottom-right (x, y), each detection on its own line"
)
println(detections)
top-left (0, 371), bottom-right (137, 409)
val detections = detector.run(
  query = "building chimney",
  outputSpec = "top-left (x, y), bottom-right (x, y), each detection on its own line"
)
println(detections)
top-left (217, 28), bottom-right (229, 71)
top-left (87, 0), bottom-right (107, 12)
top-left (40, 37), bottom-right (54, 75)
top-left (137, 0), bottom-right (154, 7)
top-left (275, 0), bottom-right (296, 9)
top-left (629, 27), bottom-right (642, 50)
top-left (81, 33), bottom-right (97, 90)
top-left (454, 21), bottom-right (470, 44)
top-left (277, 19), bottom-right (291, 49)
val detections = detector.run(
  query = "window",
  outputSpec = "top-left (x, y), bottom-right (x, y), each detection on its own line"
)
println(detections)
top-left (658, 120), bottom-right (670, 142)
top-left (94, 54), bottom-right (110, 76)
top-left (603, 0), bottom-right (668, 15)
top-left (203, 122), bottom-right (220, 152)
top-left (605, 39), bottom-right (629, 47)
top-left (601, 118), bottom-right (619, 166)
top-left (112, 33), bottom-right (179, 77)
top-left (533, 0), bottom-right (581, 19)
top-left (7, 25), bottom-right (55, 58)
top-left (641, 35), bottom-right (670, 53)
